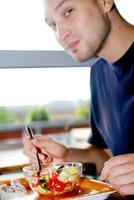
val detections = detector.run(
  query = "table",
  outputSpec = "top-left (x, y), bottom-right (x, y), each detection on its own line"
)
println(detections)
top-left (0, 149), bottom-right (29, 174)
top-left (14, 192), bottom-right (133, 200)
top-left (107, 194), bottom-right (134, 200)
top-left (0, 150), bottom-right (134, 200)
top-left (26, 193), bottom-right (134, 200)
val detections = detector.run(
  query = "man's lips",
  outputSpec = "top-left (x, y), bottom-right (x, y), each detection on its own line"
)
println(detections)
top-left (67, 40), bottom-right (80, 50)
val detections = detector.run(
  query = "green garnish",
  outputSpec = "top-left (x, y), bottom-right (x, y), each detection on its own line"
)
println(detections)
top-left (41, 183), bottom-right (47, 189)
top-left (40, 177), bottom-right (46, 184)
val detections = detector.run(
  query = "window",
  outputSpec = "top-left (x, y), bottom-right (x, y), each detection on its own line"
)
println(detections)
top-left (0, 67), bottom-right (90, 107)
top-left (0, 0), bottom-right (133, 150)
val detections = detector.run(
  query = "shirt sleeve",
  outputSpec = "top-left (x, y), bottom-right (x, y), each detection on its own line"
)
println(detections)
top-left (88, 112), bottom-right (108, 149)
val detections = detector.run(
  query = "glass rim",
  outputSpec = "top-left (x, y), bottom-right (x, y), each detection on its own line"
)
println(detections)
top-left (23, 162), bottom-right (82, 172)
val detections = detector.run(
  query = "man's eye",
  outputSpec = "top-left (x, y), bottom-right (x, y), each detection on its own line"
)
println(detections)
top-left (65, 9), bottom-right (73, 17)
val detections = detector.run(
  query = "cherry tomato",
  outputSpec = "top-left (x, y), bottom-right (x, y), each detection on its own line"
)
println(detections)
top-left (47, 177), bottom-right (65, 192)
top-left (47, 178), bottom-right (55, 189)
top-left (54, 179), bottom-right (65, 192)
top-left (65, 181), bottom-right (73, 188)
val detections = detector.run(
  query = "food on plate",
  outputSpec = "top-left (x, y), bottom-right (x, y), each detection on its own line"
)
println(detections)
top-left (0, 179), bottom-right (27, 200)
top-left (79, 177), bottom-right (115, 194)
top-left (0, 176), bottom-right (115, 200)
top-left (23, 162), bottom-right (82, 196)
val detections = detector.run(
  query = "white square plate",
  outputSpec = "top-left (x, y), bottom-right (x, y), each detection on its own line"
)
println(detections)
top-left (7, 178), bottom-right (115, 200)
top-left (61, 178), bottom-right (116, 200)
top-left (75, 190), bottom-right (115, 200)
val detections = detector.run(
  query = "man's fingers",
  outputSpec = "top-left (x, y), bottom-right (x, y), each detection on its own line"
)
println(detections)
top-left (31, 137), bottom-right (52, 149)
top-left (29, 154), bottom-right (52, 165)
top-left (108, 172), bottom-right (134, 188)
top-left (23, 140), bottom-right (37, 154)
top-left (101, 154), bottom-right (134, 181)
top-left (23, 136), bottom-right (53, 164)
top-left (38, 153), bottom-right (45, 161)
top-left (119, 183), bottom-right (134, 196)
top-left (101, 155), bottom-right (128, 180)
top-left (100, 160), bottom-right (110, 180)
top-left (23, 145), bottom-right (37, 155)
top-left (108, 162), bottom-right (134, 180)
top-left (104, 154), bottom-right (134, 168)
top-left (23, 148), bottom-right (37, 161)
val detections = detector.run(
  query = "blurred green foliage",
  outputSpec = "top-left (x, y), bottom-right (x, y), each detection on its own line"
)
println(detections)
top-left (75, 101), bottom-right (90, 120)
top-left (25, 107), bottom-right (49, 122)
top-left (0, 107), bottom-right (17, 124)
top-left (0, 101), bottom-right (90, 125)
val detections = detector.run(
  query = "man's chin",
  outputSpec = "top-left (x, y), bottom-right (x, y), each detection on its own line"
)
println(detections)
top-left (71, 53), bottom-right (94, 63)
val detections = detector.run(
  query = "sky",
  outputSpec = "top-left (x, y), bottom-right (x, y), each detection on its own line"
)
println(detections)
top-left (0, 67), bottom-right (90, 106)
top-left (0, 0), bottom-right (133, 106)
top-left (0, 0), bottom-right (62, 50)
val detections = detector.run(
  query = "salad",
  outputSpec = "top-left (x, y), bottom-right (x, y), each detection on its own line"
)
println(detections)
top-left (26, 164), bottom-right (82, 196)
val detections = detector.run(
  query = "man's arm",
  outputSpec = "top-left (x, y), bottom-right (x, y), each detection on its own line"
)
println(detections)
top-left (23, 136), bottom-right (111, 175)
top-left (66, 145), bottom-right (111, 175)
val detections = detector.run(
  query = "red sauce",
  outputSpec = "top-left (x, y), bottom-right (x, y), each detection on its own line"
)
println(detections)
top-left (35, 187), bottom-right (91, 200)
top-left (31, 178), bottom-right (114, 200)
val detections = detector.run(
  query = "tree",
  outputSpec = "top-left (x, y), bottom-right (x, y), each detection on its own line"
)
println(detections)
top-left (75, 101), bottom-right (90, 120)
top-left (0, 107), bottom-right (17, 124)
top-left (26, 107), bottom-right (49, 122)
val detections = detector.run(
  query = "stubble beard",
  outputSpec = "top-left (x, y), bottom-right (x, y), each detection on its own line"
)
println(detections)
top-left (66, 31), bottom-right (110, 63)
top-left (71, 20), bottom-right (111, 63)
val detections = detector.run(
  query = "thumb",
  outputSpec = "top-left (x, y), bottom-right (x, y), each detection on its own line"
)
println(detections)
top-left (32, 138), bottom-right (52, 161)
top-left (31, 139), bottom-right (41, 148)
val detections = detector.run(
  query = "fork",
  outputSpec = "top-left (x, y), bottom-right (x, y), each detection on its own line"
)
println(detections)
top-left (26, 126), bottom-right (42, 175)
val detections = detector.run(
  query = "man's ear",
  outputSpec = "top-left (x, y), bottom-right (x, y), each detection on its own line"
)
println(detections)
top-left (102, 0), bottom-right (114, 12)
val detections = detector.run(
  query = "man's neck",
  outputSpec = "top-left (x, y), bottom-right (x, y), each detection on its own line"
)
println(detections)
top-left (97, 10), bottom-right (134, 63)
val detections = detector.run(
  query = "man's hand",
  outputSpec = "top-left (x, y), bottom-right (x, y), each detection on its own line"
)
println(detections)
top-left (100, 154), bottom-right (134, 195)
top-left (23, 135), bottom-right (69, 164)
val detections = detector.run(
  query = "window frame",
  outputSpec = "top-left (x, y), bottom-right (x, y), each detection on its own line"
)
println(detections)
top-left (0, 51), bottom-right (97, 68)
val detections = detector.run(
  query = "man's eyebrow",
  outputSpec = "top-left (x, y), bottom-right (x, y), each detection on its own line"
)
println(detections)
top-left (54, 0), bottom-right (70, 12)
top-left (45, 0), bottom-right (70, 25)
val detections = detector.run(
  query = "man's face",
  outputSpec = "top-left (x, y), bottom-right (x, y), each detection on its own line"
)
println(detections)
top-left (44, 0), bottom-right (111, 62)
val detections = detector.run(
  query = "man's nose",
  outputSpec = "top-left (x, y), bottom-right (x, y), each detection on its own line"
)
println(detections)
top-left (56, 25), bottom-right (71, 41)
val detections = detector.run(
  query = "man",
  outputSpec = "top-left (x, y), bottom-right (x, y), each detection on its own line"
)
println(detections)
top-left (23, 0), bottom-right (134, 195)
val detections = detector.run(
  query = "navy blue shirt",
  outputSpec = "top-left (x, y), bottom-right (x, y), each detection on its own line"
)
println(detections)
top-left (88, 43), bottom-right (134, 156)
